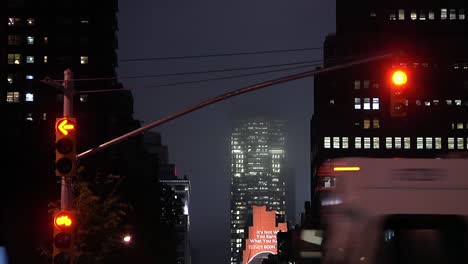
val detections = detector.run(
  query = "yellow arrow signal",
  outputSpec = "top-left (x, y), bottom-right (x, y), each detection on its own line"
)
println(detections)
top-left (56, 118), bottom-right (75, 136)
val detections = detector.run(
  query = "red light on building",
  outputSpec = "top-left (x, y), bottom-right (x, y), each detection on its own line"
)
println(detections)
top-left (391, 70), bottom-right (408, 87)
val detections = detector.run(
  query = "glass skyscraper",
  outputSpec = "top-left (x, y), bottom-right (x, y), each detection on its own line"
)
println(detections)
top-left (229, 118), bottom-right (287, 264)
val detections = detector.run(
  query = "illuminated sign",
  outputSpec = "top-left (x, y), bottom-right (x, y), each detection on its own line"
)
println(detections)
top-left (242, 206), bottom-right (287, 264)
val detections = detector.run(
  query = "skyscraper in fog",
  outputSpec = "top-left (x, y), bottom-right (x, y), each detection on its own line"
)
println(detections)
top-left (229, 119), bottom-right (287, 264)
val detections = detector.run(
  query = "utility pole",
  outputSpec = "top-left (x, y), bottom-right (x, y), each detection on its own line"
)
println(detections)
top-left (42, 69), bottom-right (75, 210)
top-left (61, 69), bottom-right (74, 210)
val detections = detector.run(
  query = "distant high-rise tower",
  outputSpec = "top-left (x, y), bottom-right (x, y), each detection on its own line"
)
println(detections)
top-left (230, 119), bottom-right (287, 264)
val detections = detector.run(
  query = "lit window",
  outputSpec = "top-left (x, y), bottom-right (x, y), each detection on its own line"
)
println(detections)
top-left (373, 82), bottom-right (380, 89)
top-left (433, 100), bottom-right (440, 106)
top-left (333, 137), bottom-right (340, 149)
top-left (425, 137), bottom-right (433, 149)
top-left (419, 10), bottom-right (426, 20)
top-left (329, 99), bottom-right (335, 105)
top-left (355, 137), bottom-right (362, 149)
top-left (416, 100), bottom-right (422, 106)
top-left (80, 19), bottom-right (89, 24)
top-left (26, 75), bottom-right (34, 80)
top-left (364, 137), bottom-right (371, 149)
top-left (324, 137), bottom-right (331, 149)
top-left (26, 56), bottom-right (34, 63)
top-left (342, 137), bottom-right (349, 149)
top-left (44, 56), bottom-right (48, 63)
top-left (27, 36), bottom-right (34, 45)
top-left (404, 137), bottom-right (411, 149)
top-left (370, 10), bottom-right (377, 17)
top-left (25, 93), bottom-right (34, 102)
top-left (6, 92), bottom-right (20, 103)
top-left (417, 137), bottom-right (423, 149)
top-left (389, 12), bottom-right (396, 20)
top-left (44, 36), bottom-right (48, 44)
top-left (441, 8), bottom-right (448, 20)
top-left (8, 54), bottom-right (21, 64)
top-left (455, 99), bottom-right (462, 106)
top-left (457, 138), bottom-right (464, 149)
top-left (372, 98), bottom-right (380, 110)
top-left (363, 98), bottom-right (371, 110)
top-left (448, 138), bottom-right (455, 149)
top-left (80, 56), bottom-right (88, 64)
top-left (354, 98), bottom-right (361, 110)
top-left (424, 101), bottom-right (431, 106)
top-left (43, 113), bottom-right (47, 120)
top-left (457, 123), bottom-right (464, 129)
top-left (428, 11), bottom-right (435, 20)
top-left (7, 74), bottom-right (13, 84)
top-left (354, 80), bottom-right (361, 90)
top-left (27, 18), bottom-right (35, 25)
top-left (79, 95), bottom-right (88, 102)
top-left (435, 137), bottom-right (442, 149)
top-left (395, 137), bottom-right (402, 149)
top-left (386, 137), bottom-right (392, 149)
top-left (446, 100), bottom-right (453, 105)
top-left (449, 9), bottom-right (456, 20)
top-left (373, 137), bottom-right (380, 149)
top-left (398, 9), bottom-right (405, 20)
top-left (410, 10), bottom-right (417, 20)
top-left (363, 119), bottom-right (370, 129)
top-left (363, 80), bottom-right (370, 89)
top-left (373, 119), bottom-right (380, 128)
top-left (8, 17), bottom-right (21, 26)
top-left (26, 113), bottom-right (33, 121)
top-left (460, 9), bottom-right (466, 20)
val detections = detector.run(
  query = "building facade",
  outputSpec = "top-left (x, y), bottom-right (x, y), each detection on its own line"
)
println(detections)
top-left (311, 0), bottom-right (468, 220)
top-left (161, 178), bottom-right (192, 264)
top-left (2, 0), bottom-right (138, 262)
top-left (230, 119), bottom-right (287, 264)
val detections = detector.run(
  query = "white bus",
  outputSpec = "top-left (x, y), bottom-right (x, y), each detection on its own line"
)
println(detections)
top-left (317, 157), bottom-right (468, 264)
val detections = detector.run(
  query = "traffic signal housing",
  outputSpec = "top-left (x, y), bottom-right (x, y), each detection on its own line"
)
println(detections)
top-left (53, 210), bottom-right (75, 264)
top-left (55, 118), bottom-right (77, 177)
top-left (389, 69), bottom-right (408, 118)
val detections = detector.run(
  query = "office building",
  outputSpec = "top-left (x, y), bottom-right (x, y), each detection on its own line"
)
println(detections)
top-left (230, 119), bottom-right (287, 264)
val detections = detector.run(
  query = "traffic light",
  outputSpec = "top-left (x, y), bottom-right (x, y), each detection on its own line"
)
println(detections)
top-left (53, 211), bottom-right (75, 264)
top-left (55, 118), bottom-right (76, 177)
top-left (389, 69), bottom-right (408, 117)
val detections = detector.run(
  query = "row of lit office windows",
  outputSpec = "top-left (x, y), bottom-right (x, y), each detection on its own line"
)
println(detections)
top-left (352, 98), bottom-right (465, 110)
top-left (5, 92), bottom-right (89, 104)
top-left (324, 136), bottom-right (468, 150)
top-left (7, 54), bottom-right (88, 65)
top-left (377, 8), bottom-right (466, 21)
top-left (8, 17), bottom-right (89, 26)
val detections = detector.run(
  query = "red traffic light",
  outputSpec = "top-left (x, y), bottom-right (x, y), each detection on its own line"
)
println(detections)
top-left (54, 211), bottom-right (73, 229)
top-left (56, 118), bottom-right (75, 136)
top-left (391, 70), bottom-right (408, 86)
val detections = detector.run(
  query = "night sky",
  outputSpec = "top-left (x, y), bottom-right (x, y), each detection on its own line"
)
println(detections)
top-left (116, 1), bottom-right (335, 263)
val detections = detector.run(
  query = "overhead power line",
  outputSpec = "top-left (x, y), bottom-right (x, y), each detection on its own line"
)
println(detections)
top-left (119, 47), bottom-right (323, 62)
top-left (76, 63), bottom-right (322, 94)
top-left (53, 59), bottom-right (324, 82)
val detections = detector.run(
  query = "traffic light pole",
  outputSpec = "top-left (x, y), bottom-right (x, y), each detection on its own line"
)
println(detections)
top-left (42, 69), bottom-right (75, 210)
top-left (61, 69), bottom-right (74, 210)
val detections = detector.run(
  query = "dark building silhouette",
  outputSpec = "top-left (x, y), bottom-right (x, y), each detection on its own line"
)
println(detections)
top-left (1, 0), bottom-right (150, 262)
top-left (311, 0), bottom-right (468, 218)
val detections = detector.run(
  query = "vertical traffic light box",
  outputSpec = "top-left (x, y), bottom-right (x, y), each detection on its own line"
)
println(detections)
top-left (53, 210), bottom-right (75, 264)
top-left (389, 69), bottom-right (408, 118)
top-left (55, 118), bottom-right (77, 177)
